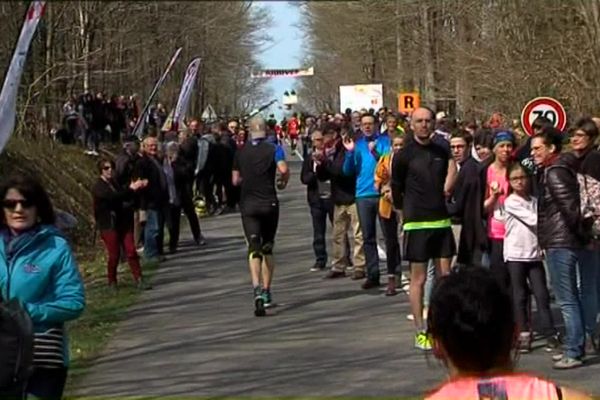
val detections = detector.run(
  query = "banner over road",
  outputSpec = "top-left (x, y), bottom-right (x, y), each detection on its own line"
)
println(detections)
top-left (251, 67), bottom-right (314, 78)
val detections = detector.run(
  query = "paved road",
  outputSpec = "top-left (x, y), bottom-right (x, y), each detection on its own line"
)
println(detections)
top-left (74, 161), bottom-right (600, 398)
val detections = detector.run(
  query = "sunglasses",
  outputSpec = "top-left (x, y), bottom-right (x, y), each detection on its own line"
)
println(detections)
top-left (2, 199), bottom-right (34, 210)
top-left (102, 165), bottom-right (112, 171)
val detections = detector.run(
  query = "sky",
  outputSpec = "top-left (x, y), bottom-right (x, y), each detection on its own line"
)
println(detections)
top-left (256, 1), bottom-right (303, 119)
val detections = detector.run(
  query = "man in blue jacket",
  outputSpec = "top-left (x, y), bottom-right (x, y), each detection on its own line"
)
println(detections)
top-left (343, 113), bottom-right (391, 288)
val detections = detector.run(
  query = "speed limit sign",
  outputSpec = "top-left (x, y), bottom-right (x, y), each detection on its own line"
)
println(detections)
top-left (520, 97), bottom-right (567, 136)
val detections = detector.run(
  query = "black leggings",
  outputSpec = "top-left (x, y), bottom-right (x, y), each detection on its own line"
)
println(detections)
top-left (489, 239), bottom-right (510, 292)
top-left (507, 261), bottom-right (555, 335)
top-left (379, 213), bottom-right (401, 275)
top-left (241, 205), bottom-right (279, 258)
top-left (27, 367), bottom-right (68, 400)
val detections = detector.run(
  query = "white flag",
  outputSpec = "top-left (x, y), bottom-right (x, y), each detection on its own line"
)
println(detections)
top-left (173, 58), bottom-right (201, 128)
top-left (0, 1), bottom-right (46, 154)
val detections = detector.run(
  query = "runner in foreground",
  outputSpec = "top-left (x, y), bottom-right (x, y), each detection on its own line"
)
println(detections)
top-left (232, 115), bottom-right (289, 316)
top-left (425, 267), bottom-right (590, 400)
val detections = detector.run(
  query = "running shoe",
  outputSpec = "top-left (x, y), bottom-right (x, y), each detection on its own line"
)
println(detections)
top-left (553, 356), bottom-right (583, 369)
top-left (414, 331), bottom-right (432, 351)
top-left (262, 289), bottom-right (273, 309)
top-left (253, 287), bottom-right (265, 317)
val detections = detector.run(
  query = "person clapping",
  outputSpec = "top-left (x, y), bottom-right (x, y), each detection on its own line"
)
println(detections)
top-left (92, 158), bottom-right (151, 290)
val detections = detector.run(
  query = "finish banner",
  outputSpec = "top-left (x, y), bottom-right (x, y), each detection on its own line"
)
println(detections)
top-left (251, 67), bottom-right (314, 78)
top-left (0, 1), bottom-right (46, 154)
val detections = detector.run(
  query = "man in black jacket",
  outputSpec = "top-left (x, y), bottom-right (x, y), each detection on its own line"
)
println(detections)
top-left (178, 129), bottom-right (206, 245)
top-left (133, 136), bottom-right (168, 261)
top-left (319, 124), bottom-right (365, 279)
top-left (301, 130), bottom-right (334, 271)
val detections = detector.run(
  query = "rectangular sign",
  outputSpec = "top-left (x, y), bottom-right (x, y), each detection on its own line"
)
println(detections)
top-left (339, 84), bottom-right (383, 113)
top-left (398, 92), bottom-right (420, 114)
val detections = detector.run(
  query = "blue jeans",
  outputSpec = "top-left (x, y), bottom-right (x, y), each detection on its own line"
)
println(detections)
top-left (356, 197), bottom-right (380, 282)
top-left (578, 248), bottom-right (600, 337)
top-left (546, 248), bottom-right (585, 359)
top-left (144, 209), bottom-right (161, 259)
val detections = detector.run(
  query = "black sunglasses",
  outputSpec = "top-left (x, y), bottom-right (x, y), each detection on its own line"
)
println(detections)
top-left (2, 199), bottom-right (34, 210)
top-left (102, 165), bottom-right (112, 171)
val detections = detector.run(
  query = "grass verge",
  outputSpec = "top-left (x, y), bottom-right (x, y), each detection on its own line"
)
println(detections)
top-left (65, 256), bottom-right (159, 394)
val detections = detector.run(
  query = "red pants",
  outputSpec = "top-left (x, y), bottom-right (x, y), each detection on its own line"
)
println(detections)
top-left (100, 229), bottom-right (142, 284)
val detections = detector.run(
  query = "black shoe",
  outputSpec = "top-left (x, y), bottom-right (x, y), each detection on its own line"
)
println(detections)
top-left (545, 332), bottom-right (562, 353)
top-left (361, 279), bottom-right (380, 289)
top-left (310, 263), bottom-right (326, 272)
top-left (195, 235), bottom-right (207, 246)
top-left (324, 270), bottom-right (346, 279)
top-left (136, 278), bottom-right (153, 290)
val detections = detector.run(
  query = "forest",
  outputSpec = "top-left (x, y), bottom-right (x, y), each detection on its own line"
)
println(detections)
top-left (297, 0), bottom-right (600, 120)
top-left (0, 1), bottom-right (273, 136)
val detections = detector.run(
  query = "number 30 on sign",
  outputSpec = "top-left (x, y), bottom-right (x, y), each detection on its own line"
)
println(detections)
top-left (520, 97), bottom-right (567, 137)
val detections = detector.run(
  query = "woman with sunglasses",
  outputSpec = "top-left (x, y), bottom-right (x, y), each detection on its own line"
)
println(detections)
top-left (92, 158), bottom-right (149, 290)
top-left (0, 174), bottom-right (85, 399)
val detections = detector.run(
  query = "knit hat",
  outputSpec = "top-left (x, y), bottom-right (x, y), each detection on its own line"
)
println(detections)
top-left (493, 131), bottom-right (515, 148)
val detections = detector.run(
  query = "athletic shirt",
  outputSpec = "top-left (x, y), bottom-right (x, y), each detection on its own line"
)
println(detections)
top-left (288, 118), bottom-right (299, 136)
top-left (392, 140), bottom-right (451, 229)
top-left (426, 374), bottom-right (563, 400)
top-left (486, 166), bottom-right (509, 240)
top-left (233, 139), bottom-right (285, 212)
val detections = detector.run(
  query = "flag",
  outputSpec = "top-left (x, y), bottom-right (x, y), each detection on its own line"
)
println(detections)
top-left (132, 47), bottom-right (182, 138)
top-left (0, 1), bottom-right (46, 154)
top-left (173, 57), bottom-right (201, 130)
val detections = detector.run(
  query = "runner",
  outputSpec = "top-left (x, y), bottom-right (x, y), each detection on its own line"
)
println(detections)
top-left (287, 113), bottom-right (300, 152)
top-left (232, 115), bottom-right (289, 317)
top-left (391, 107), bottom-right (457, 350)
top-left (426, 268), bottom-right (590, 400)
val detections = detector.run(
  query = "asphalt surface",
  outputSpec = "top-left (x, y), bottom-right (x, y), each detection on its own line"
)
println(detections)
top-left (73, 160), bottom-right (600, 398)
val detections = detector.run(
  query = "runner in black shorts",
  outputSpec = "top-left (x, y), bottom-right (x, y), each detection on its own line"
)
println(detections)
top-left (232, 115), bottom-right (289, 316)
top-left (391, 107), bottom-right (457, 350)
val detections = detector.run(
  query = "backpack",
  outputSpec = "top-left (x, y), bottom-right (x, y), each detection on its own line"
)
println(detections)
top-left (0, 264), bottom-right (34, 392)
top-left (577, 173), bottom-right (600, 239)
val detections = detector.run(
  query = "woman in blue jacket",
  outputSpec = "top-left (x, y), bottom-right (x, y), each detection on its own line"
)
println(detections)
top-left (0, 174), bottom-right (85, 400)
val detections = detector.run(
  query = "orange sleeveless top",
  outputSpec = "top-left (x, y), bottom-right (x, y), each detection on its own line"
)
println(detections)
top-left (426, 374), bottom-right (562, 400)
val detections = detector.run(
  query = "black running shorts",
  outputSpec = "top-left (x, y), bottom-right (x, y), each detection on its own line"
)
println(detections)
top-left (241, 204), bottom-right (279, 257)
top-left (403, 227), bottom-right (456, 263)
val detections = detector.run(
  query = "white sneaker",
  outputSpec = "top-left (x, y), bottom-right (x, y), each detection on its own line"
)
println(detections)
top-left (406, 308), bottom-right (428, 321)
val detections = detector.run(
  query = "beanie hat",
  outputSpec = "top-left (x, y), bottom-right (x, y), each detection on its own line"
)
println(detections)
top-left (493, 131), bottom-right (515, 148)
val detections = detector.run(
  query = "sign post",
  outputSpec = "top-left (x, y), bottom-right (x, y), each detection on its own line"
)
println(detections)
top-left (520, 97), bottom-right (567, 136)
top-left (398, 93), bottom-right (420, 114)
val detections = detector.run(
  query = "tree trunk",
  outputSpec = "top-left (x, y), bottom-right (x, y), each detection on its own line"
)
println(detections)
top-left (421, 2), bottom-right (436, 107)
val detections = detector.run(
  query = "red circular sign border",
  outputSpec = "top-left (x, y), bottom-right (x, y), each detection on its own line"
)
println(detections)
top-left (520, 97), bottom-right (567, 137)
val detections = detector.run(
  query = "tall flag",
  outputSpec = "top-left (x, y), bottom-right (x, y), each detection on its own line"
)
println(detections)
top-left (0, 1), bottom-right (46, 154)
top-left (172, 57), bottom-right (201, 131)
top-left (132, 46), bottom-right (182, 138)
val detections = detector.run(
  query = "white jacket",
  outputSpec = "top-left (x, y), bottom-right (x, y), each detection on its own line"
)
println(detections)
top-left (503, 194), bottom-right (542, 262)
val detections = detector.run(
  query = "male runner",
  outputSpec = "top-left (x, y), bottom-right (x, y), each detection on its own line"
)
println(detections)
top-left (391, 107), bottom-right (457, 350)
top-left (232, 115), bottom-right (289, 316)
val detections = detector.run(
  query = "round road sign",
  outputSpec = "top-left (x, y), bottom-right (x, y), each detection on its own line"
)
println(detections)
top-left (520, 97), bottom-right (567, 137)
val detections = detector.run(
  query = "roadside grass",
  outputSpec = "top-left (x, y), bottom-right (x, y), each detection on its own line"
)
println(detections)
top-left (65, 255), bottom-right (159, 394)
